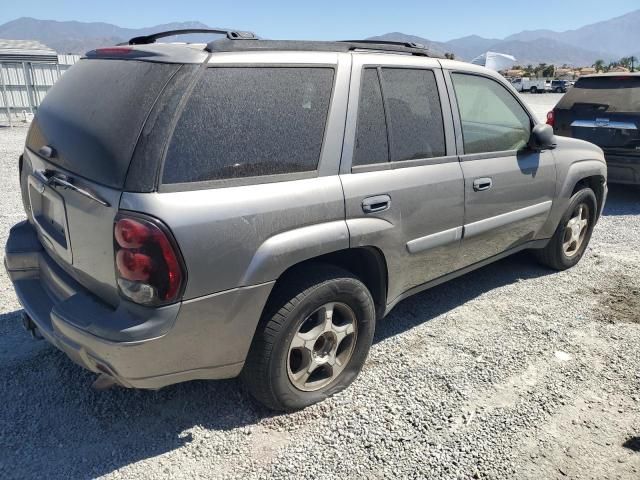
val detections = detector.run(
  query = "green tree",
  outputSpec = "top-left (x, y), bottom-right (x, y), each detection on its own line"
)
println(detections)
top-left (524, 64), bottom-right (535, 77)
top-left (444, 52), bottom-right (455, 60)
top-left (630, 56), bottom-right (638, 72)
top-left (542, 64), bottom-right (555, 78)
top-left (592, 59), bottom-right (605, 73)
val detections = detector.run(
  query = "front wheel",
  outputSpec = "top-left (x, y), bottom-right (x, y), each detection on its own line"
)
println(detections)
top-left (241, 266), bottom-right (376, 411)
top-left (534, 188), bottom-right (597, 270)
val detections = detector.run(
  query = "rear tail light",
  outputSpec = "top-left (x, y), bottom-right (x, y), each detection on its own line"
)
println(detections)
top-left (546, 110), bottom-right (555, 127)
top-left (114, 213), bottom-right (185, 306)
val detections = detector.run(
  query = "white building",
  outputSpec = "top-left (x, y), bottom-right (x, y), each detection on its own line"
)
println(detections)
top-left (0, 39), bottom-right (80, 125)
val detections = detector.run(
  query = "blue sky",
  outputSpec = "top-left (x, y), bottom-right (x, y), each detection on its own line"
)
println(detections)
top-left (1, 1), bottom-right (638, 41)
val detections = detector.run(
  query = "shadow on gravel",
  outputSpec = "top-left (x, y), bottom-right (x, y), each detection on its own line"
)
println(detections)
top-left (0, 309), bottom-right (274, 479)
top-left (602, 184), bottom-right (640, 216)
top-left (623, 436), bottom-right (640, 452)
top-left (374, 251), bottom-right (553, 344)
top-left (0, 253), bottom-right (553, 479)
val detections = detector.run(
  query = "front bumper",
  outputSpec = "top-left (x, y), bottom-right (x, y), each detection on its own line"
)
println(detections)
top-left (605, 154), bottom-right (640, 185)
top-left (5, 221), bottom-right (274, 389)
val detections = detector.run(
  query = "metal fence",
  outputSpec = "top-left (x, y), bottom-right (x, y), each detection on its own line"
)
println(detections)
top-left (0, 55), bottom-right (79, 126)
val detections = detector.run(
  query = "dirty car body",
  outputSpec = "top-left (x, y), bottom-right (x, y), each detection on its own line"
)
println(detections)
top-left (5, 32), bottom-right (608, 410)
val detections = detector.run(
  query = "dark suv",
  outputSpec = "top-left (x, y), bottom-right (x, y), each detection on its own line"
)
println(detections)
top-left (551, 79), bottom-right (571, 93)
top-left (549, 73), bottom-right (640, 185)
top-left (5, 29), bottom-right (607, 411)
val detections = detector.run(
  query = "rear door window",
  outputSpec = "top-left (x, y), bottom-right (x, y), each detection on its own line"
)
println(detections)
top-left (380, 68), bottom-right (446, 161)
top-left (353, 68), bottom-right (389, 166)
top-left (451, 73), bottom-right (531, 154)
top-left (162, 67), bottom-right (334, 185)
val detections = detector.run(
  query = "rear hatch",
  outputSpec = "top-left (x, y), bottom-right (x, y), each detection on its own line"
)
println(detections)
top-left (21, 56), bottom-right (186, 305)
top-left (553, 75), bottom-right (640, 156)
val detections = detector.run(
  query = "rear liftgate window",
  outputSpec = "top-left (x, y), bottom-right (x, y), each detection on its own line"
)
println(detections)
top-left (557, 76), bottom-right (640, 113)
top-left (162, 67), bottom-right (335, 184)
top-left (26, 59), bottom-right (179, 189)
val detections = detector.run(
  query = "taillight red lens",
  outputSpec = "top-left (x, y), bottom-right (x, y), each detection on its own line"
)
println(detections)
top-left (114, 218), bottom-right (151, 248)
top-left (546, 110), bottom-right (555, 127)
top-left (116, 250), bottom-right (153, 282)
top-left (114, 213), bottom-right (185, 306)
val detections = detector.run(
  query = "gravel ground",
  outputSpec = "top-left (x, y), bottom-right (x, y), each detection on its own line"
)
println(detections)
top-left (1, 100), bottom-right (639, 480)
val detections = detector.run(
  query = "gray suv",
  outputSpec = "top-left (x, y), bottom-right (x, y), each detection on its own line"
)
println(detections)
top-left (5, 30), bottom-right (608, 411)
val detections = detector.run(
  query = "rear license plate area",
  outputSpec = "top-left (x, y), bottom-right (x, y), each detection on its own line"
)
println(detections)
top-left (28, 174), bottom-right (72, 263)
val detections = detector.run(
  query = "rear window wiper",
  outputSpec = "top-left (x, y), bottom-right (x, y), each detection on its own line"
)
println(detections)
top-left (34, 170), bottom-right (111, 207)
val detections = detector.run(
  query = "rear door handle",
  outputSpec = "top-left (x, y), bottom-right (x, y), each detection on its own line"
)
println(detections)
top-left (362, 195), bottom-right (391, 213)
top-left (473, 178), bottom-right (493, 192)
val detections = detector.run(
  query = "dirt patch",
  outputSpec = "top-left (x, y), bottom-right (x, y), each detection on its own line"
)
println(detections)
top-left (592, 276), bottom-right (640, 324)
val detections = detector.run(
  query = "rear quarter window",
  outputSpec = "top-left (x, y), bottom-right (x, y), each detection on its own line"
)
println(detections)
top-left (162, 67), bottom-right (335, 185)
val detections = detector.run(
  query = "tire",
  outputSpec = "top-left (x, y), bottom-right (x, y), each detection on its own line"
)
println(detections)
top-left (534, 188), bottom-right (597, 270)
top-left (241, 265), bottom-right (376, 411)
top-left (530, 86), bottom-right (538, 94)
top-left (555, 87), bottom-right (562, 93)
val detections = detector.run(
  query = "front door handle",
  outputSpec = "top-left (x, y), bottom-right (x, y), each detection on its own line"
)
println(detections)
top-left (362, 194), bottom-right (391, 214)
top-left (473, 177), bottom-right (493, 192)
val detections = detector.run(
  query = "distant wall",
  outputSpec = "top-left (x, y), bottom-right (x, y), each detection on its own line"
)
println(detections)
top-left (0, 54), bottom-right (80, 126)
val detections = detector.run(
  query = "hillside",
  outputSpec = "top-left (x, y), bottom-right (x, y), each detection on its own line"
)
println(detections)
top-left (0, 9), bottom-right (638, 65)
top-left (0, 17), bottom-right (214, 53)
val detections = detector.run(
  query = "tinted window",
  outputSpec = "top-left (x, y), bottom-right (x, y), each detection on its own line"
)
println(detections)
top-left (353, 68), bottom-right (389, 166)
top-left (26, 60), bottom-right (179, 188)
top-left (556, 76), bottom-right (640, 113)
top-left (163, 67), bottom-right (334, 184)
top-left (381, 68), bottom-right (446, 161)
top-left (452, 73), bottom-right (531, 154)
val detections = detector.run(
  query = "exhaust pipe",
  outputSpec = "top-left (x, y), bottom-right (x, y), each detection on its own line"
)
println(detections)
top-left (92, 374), bottom-right (118, 390)
top-left (21, 313), bottom-right (43, 339)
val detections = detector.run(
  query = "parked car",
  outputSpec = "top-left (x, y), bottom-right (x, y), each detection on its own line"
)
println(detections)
top-left (548, 73), bottom-right (640, 185)
top-left (6, 29), bottom-right (608, 411)
top-left (551, 79), bottom-right (571, 93)
top-left (511, 77), bottom-right (552, 93)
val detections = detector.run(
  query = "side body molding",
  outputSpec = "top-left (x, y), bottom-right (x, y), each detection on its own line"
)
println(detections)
top-left (464, 201), bottom-right (553, 238)
top-left (240, 220), bottom-right (349, 286)
top-left (406, 226), bottom-right (462, 254)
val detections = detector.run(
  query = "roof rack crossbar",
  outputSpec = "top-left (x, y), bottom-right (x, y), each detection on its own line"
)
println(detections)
top-left (127, 28), bottom-right (256, 45)
top-left (339, 39), bottom-right (427, 50)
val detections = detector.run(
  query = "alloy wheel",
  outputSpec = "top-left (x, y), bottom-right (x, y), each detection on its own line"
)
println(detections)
top-left (562, 203), bottom-right (590, 257)
top-left (287, 302), bottom-right (358, 392)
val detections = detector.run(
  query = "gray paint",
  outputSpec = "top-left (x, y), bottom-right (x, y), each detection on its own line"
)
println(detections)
top-left (5, 46), bottom-right (608, 389)
top-left (406, 227), bottom-right (463, 254)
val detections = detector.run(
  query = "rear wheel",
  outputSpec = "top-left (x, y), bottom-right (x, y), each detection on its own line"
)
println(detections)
top-left (241, 266), bottom-right (376, 411)
top-left (534, 188), bottom-right (597, 270)
top-left (555, 87), bottom-right (563, 93)
top-left (530, 86), bottom-right (538, 94)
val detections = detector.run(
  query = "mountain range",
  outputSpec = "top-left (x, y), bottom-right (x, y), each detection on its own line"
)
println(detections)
top-left (0, 9), bottom-right (639, 66)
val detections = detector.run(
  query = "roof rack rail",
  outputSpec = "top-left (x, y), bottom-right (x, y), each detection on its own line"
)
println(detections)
top-left (339, 39), bottom-right (427, 50)
top-left (126, 28), bottom-right (256, 45)
top-left (205, 39), bottom-right (442, 58)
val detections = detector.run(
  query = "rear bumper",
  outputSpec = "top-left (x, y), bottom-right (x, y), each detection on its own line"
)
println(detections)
top-left (5, 220), bottom-right (274, 389)
top-left (605, 154), bottom-right (640, 185)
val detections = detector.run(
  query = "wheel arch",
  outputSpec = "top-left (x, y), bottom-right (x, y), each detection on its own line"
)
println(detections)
top-left (263, 246), bottom-right (389, 321)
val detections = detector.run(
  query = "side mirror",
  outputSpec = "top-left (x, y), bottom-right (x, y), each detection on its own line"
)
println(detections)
top-left (529, 123), bottom-right (556, 151)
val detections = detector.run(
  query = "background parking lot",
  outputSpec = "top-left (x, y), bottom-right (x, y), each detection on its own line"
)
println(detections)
top-left (0, 93), bottom-right (638, 479)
